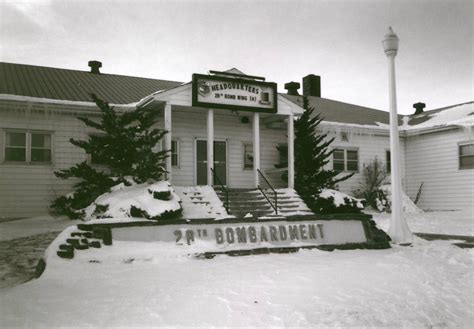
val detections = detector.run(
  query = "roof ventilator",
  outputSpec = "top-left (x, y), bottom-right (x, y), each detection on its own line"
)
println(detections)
top-left (88, 60), bottom-right (102, 74)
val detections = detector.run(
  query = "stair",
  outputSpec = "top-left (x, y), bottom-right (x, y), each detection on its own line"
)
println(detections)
top-left (275, 189), bottom-right (314, 216)
top-left (174, 186), bottom-right (229, 219)
top-left (214, 187), bottom-right (278, 218)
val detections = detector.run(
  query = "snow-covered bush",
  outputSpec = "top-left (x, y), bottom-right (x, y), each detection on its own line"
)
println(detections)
top-left (84, 181), bottom-right (182, 221)
top-left (312, 189), bottom-right (364, 214)
top-left (51, 94), bottom-right (169, 219)
top-left (379, 185), bottom-right (423, 214)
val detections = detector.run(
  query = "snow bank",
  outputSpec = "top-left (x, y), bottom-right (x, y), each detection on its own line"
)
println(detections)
top-left (83, 181), bottom-right (181, 221)
top-left (381, 184), bottom-right (423, 213)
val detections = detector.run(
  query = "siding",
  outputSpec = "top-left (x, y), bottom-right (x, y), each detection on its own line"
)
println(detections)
top-left (0, 102), bottom-right (99, 218)
top-left (405, 129), bottom-right (474, 211)
top-left (319, 127), bottom-right (404, 196)
top-left (0, 102), bottom-right (289, 218)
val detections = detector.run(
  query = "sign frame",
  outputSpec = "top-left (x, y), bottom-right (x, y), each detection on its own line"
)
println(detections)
top-left (192, 73), bottom-right (278, 113)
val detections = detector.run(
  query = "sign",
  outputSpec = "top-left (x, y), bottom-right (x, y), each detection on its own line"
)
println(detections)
top-left (111, 219), bottom-right (368, 254)
top-left (192, 74), bottom-right (278, 113)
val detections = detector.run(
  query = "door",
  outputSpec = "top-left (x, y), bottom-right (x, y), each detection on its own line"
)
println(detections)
top-left (196, 140), bottom-right (227, 185)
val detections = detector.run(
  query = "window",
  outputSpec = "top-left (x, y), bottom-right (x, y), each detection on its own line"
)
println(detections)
top-left (333, 148), bottom-right (358, 172)
top-left (171, 140), bottom-right (179, 167)
top-left (386, 150), bottom-right (391, 173)
top-left (243, 144), bottom-right (253, 169)
top-left (4, 131), bottom-right (51, 163)
top-left (276, 144), bottom-right (288, 168)
top-left (459, 143), bottom-right (474, 169)
top-left (340, 131), bottom-right (349, 142)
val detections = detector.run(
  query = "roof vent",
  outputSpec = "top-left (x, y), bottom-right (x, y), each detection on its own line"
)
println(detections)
top-left (284, 81), bottom-right (300, 96)
top-left (413, 102), bottom-right (426, 115)
top-left (88, 60), bottom-right (102, 74)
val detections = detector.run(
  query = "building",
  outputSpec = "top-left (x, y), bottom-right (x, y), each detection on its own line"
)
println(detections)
top-left (0, 62), bottom-right (472, 218)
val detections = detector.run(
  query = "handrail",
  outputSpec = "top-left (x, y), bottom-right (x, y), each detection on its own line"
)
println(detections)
top-left (257, 169), bottom-right (278, 215)
top-left (210, 168), bottom-right (229, 214)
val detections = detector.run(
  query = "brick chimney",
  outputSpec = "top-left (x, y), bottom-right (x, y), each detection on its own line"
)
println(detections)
top-left (284, 81), bottom-right (300, 96)
top-left (413, 102), bottom-right (426, 115)
top-left (303, 74), bottom-right (321, 97)
top-left (88, 60), bottom-right (102, 74)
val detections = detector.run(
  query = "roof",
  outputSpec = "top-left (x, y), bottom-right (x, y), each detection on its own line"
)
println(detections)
top-left (0, 62), bottom-right (182, 104)
top-left (404, 101), bottom-right (474, 130)
top-left (282, 94), bottom-right (399, 127)
top-left (406, 101), bottom-right (474, 127)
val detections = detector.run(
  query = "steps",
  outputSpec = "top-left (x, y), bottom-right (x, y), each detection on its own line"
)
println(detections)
top-left (214, 187), bottom-right (314, 219)
top-left (275, 189), bottom-right (314, 216)
top-left (214, 187), bottom-right (278, 218)
top-left (174, 186), bottom-right (230, 219)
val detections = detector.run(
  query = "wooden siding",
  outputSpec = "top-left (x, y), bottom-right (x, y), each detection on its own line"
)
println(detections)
top-left (320, 127), bottom-right (405, 196)
top-left (0, 102), bottom-right (99, 218)
top-left (405, 129), bottom-right (474, 211)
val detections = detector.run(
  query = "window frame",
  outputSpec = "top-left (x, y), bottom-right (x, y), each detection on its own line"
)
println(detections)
top-left (243, 143), bottom-right (253, 170)
top-left (332, 147), bottom-right (359, 172)
top-left (171, 140), bottom-right (179, 168)
top-left (2, 129), bottom-right (53, 165)
top-left (459, 142), bottom-right (474, 170)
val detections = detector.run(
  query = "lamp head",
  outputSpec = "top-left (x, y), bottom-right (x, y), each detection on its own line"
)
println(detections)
top-left (383, 27), bottom-right (399, 56)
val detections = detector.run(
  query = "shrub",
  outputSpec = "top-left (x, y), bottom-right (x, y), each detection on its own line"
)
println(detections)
top-left (353, 157), bottom-right (389, 211)
top-left (312, 189), bottom-right (364, 214)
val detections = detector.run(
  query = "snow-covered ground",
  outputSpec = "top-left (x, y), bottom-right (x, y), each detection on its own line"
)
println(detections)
top-left (0, 210), bottom-right (472, 327)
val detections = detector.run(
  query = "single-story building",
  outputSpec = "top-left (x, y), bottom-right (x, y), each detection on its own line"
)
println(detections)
top-left (0, 61), bottom-right (472, 218)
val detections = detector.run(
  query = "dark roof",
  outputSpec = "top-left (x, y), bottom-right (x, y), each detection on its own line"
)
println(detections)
top-left (407, 101), bottom-right (474, 126)
top-left (282, 94), bottom-right (400, 126)
top-left (0, 62), bottom-right (183, 104)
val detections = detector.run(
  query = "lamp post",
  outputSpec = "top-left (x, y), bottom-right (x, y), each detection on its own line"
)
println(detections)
top-left (382, 27), bottom-right (413, 244)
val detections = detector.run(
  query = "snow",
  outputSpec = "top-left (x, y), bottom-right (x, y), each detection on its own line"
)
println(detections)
top-left (319, 188), bottom-right (364, 209)
top-left (0, 93), bottom-right (138, 108)
top-left (275, 188), bottom-right (313, 215)
top-left (174, 186), bottom-right (231, 220)
top-left (84, 181), bottom-right (181, 220)
top-left (380, 184), bottom-right (424, 213)
top-left (0, 210), bottom-right (473, 327)
top-left (404, 102), bottom-right (474, 131)
top-left (1, 236), bottom-right (472, 327)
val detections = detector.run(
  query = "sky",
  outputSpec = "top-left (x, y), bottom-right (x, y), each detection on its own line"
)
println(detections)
top-left (1, 0), bottom-right (472, 114)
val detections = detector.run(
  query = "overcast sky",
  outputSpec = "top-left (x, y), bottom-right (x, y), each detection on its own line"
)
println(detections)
top-left (1, 0), bottom-right (472, 114)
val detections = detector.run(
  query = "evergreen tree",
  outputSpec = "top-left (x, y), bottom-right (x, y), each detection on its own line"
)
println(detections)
top-left (51, 94), bottom-right (168, 219)
top-left (294, 97), bottom-right (353, 211)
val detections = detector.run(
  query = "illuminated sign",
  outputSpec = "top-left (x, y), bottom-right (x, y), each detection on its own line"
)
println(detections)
top-left (192, 74), bottom-right (278, 113)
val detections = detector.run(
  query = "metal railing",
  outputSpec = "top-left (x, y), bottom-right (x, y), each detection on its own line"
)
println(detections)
top-left (257, 169), bottom-right (278, 215)
top-left (210, 168), bottom-right (229, 213)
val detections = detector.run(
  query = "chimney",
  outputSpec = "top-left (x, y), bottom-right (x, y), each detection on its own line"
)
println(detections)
top-left (413, 102), bottom-right (426, 115)
top-left (303, 74), bottom-right (321, 97)
top-left (88, 60), bottom-right (102, 74)
top-left (284, 81), bottom-right (300, 96)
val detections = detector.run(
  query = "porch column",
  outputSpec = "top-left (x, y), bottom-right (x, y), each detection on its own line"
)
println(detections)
top-left (164, 102), bottom-right (172, 181)
top-left (207, 109), bottom-right (214, 185)
top-left (253, 112), bottom-right (260, 188)
top-left (287, 113), bottom-right (294, 188)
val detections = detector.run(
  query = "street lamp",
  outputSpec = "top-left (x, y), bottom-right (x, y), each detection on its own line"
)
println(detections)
top-left (382, 27), bottom-right (413, 244)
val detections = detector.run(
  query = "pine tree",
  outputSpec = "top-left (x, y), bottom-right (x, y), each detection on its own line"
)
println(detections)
top-left (51, 94), bottom-right (168, 218)
top-left (294, 97), bottom-right (353, 211)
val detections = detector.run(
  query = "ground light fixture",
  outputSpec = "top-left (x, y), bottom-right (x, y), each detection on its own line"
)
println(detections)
top-left (382, 27), bottom-right (414, 244)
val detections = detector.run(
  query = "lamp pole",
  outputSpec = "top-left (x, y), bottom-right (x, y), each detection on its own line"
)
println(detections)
top-left (382, 27), bottom-right (413, 244)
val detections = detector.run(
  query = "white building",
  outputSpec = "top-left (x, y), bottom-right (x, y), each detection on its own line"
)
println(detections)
top-left (0, 62), bottom-right (472, 218)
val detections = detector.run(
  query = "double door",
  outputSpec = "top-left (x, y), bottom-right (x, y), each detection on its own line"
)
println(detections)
top-left (196, 140), bottom-right (227, 185)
